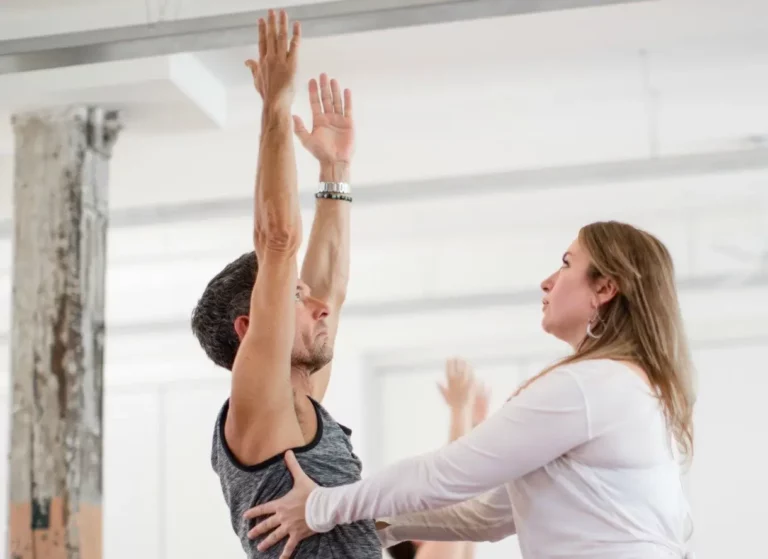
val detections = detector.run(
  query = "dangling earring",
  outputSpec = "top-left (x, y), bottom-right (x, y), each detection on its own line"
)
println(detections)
top-left (586, 310), bottom-right (605, 340)
top-left (586, 321), bottom-right (601, 339)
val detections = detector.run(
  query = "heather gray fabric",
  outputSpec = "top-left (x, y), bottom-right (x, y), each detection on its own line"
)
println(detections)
top-left (211, 397), bottom-right (382, 558)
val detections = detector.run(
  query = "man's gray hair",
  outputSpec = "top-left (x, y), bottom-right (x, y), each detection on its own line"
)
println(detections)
top-left (191, 251), bottom-right (257, 370)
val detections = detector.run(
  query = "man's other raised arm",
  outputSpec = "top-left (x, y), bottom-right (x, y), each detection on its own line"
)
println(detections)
top-left (226, 10), bottom-right (304, 463)
top-left (295, 74), bottom-right (355, 402)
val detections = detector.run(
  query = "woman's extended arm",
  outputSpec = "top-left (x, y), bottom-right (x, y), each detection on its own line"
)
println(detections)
top-left (378, 485), bottom-right (516, 548)
top-left (306, 368), bottom-right (591, 532)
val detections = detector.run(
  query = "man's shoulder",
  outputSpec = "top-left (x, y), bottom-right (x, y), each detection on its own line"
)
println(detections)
top-left (211, 399), bottom-right (295, 478)
top-left (212, 397), bottom-right (353, 476)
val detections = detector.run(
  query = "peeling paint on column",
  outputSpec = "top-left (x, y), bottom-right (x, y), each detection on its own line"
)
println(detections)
top-left (9, 107), bottom-right (121, 559)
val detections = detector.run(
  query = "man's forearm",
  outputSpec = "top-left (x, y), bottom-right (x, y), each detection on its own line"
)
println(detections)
top-left (300, 162), bottom-right (351, 305)
top-left (255, 106), bottom-right (302, 253)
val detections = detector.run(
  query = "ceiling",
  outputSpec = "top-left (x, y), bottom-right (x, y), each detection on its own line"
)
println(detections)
top-left (1, 0), bottom-right (767, 132)
top-left (0, 0), bottom-right (765, 209)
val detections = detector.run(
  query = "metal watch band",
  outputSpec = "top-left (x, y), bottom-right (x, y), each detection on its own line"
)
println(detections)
top-left (317, 181), bottom-right (350, 195)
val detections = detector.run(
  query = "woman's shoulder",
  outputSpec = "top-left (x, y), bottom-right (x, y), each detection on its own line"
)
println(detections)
top-left (553, 359), bottom-right (653, 394)
top-left (547, 360), bottom-right (659, 431)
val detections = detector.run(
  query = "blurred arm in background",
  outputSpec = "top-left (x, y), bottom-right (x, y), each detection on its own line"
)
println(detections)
top-left (384, 358), bottom-right (496, 559)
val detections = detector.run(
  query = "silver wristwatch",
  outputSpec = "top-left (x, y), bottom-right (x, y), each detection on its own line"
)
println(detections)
top-left (317, 181), bottom-right (351, 195)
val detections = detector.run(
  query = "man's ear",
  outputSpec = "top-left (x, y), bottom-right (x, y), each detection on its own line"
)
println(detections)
top-left (234, 315), bottom-right (249, 341)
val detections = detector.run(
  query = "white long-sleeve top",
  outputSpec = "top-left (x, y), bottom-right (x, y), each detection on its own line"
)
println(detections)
top-left (306, 359), bottom-right (694, 558)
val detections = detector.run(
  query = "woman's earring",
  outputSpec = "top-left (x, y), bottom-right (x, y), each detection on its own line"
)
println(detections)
top-left (586, 309), bottom-right (605, 339)
top-left (586, 321), bottom-right (601, 339)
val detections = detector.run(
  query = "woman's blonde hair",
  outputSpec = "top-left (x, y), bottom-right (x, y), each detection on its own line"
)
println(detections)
top-left (518, 221), bottom-right (696, 461)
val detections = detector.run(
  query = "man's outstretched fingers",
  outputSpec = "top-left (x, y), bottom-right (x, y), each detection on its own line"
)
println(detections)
top-left (280, 536), bottom-right (300, 559)
top-left (344, 89), bottom-right (353, 119)
top-left (293, 116), bottom-right (310, 144)
top-left (257, 525), bottom-right (289, 552)
top-left (319, 74), bottom-right (333, 114)
top-left (258, 18), bottom-right (267, 58)
top-left (331, 79), bottom-right (343, 114)
top-left (278, 10), bottom-right (289, 54)
top-left (284, 450), bottom-right (306, 481)
top-left (243, 502), bottom-right (273, 520)
top-left (289, 21), bottom-right (301, 56)
top-left (308, 79), bottom-right (322, 117)
top-left (266, 9), bottom-right (277, 54)
top-left (245, 59), bottom-right (263, 93)
top-left (247, 514), bottom-right (279, 539)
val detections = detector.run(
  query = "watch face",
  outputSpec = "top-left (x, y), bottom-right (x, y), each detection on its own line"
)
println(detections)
top-left (321, 182), bottom-right (349, 194)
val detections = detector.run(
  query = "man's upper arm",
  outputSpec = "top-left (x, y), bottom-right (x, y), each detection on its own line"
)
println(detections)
top-left (227, 251), bottom-right (303, 462)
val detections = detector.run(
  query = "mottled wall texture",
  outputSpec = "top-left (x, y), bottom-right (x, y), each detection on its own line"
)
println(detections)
top-left (9, 107), bottom-right (120, 559)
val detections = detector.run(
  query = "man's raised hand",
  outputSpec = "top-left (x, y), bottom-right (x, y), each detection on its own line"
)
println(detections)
top-left (294, 74), bottom-right (355, 166)
top-left (246, 9), bottom-right (301, 108)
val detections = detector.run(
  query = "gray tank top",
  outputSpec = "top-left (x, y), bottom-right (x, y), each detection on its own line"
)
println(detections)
top-left (211, 397), bottom-right (382, 558)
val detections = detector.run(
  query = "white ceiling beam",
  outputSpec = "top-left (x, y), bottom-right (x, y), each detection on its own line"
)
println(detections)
top-left (0, 54), bottom-right (228, 127)
top-left (1, 146), bottom-right (764, 237)
top-left (168, 54), bottom-right (228, 128)
top-left (0, 57), bottom-right (174, 106)
top-left (0, 0), bottom-right (649, 74)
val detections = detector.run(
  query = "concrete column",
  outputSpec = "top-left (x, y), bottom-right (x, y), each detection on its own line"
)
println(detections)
top-left (8, 107), bottom-right (121, 559)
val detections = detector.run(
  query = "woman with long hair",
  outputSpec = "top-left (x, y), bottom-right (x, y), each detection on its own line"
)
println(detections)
top-left (245, 221), bottom-right (697, 559)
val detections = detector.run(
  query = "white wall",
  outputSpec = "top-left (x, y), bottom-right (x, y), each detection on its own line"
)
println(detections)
top-left (687, 344), bottom-right (768, 558)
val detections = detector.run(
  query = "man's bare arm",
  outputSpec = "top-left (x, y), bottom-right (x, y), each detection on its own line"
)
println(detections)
top-left (294, 75), bottom-right (355, 402)
top-left (226, 10), bottom-right (304, 464)
top-left (301, 166), bottom-right (350, 402)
